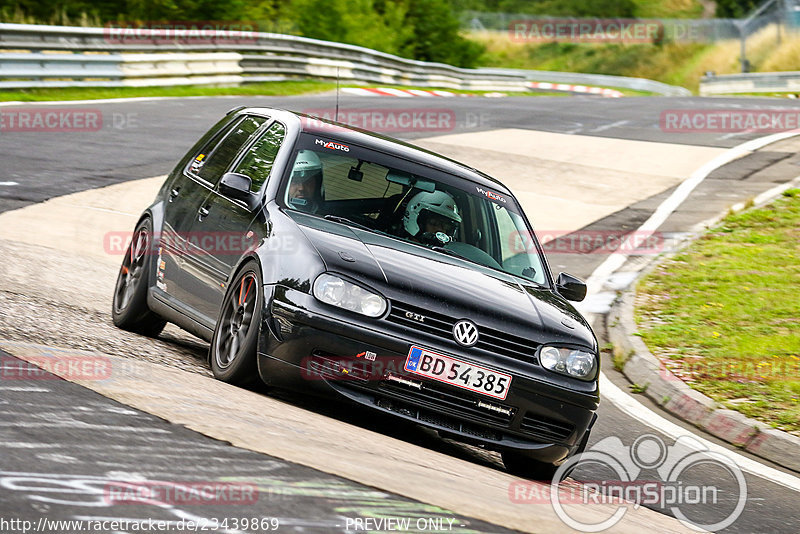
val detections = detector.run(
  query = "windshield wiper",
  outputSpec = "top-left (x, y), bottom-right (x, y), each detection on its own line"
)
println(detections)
top-left (323, 215), bottom-right (375, 232)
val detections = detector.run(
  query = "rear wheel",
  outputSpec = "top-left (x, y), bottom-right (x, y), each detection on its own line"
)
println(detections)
top-left (112, 218), bottom-right (166, 337)
top-left (210, 262), bottom-right (263, 387)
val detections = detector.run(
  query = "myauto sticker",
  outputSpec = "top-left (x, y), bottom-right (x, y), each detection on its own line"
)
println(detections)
top-left (476, 186), bottom-right (506, 203)
top-left (315, 138), bottom-right (350, 152)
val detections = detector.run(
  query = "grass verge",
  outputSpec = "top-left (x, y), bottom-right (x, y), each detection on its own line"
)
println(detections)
top-left (636, 189), bottom-right (800, 434)
top-left (470, 26), bottom-right (800, 94)
top-left (0, 80), bottom-right (583, 103)
top-left (0, 81), bottom-right (341, 102)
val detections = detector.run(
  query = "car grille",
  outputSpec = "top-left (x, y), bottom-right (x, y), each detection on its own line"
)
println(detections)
top-left (520, 413), bottom-right (574, 442)
top-left (386, 301), bottom-right (539, 362)
top-left (375, 397), bottom-right (502, 442)
top-left (338, 377), bottom-right (573, 444)
top-left (377, 377), bottom-right (515, 427)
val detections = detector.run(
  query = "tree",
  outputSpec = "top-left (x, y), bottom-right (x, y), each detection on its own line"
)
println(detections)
top-left (400, 0), bottom-right (484, 67)
top-left (715, 0), bottom-right (761, 18)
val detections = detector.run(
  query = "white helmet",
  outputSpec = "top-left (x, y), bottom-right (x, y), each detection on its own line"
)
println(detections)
top-left (289, 150), bottom-right (324, 211)
top-left (291, 150), bottom-right (323, 183)
top-left (403, 190), bottom-right (462, 237)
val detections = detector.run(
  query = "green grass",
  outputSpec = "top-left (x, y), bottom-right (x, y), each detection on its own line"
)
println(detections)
top-left (0, 81), bottom-right (341, 102)
top-left (636, 189), bottom-right (800, 433)
top-left (0, 80), bottom-right (582, 102)
top-left (469, 25), bottom-right (800, 94)
top-left (631, 0), bottom-right (706, 18)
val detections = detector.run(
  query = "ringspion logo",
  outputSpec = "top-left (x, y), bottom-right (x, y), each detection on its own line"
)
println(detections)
top-left (512, 434), bottom-right (747, 532)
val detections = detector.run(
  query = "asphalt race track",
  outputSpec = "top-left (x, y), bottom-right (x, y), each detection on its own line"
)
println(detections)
top-left (1, 94), bottom-right (800, 533)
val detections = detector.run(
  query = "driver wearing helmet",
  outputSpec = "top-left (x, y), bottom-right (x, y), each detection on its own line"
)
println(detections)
top-left (288, 150), bottom-right (324, 213)
top-left (402, 190), bottom-right (462, 245)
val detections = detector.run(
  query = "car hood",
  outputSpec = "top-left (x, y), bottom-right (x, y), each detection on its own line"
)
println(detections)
top-left (292, 214), bottom-right (595, 349)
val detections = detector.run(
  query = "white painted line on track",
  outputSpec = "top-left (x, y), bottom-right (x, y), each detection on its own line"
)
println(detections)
top-left (583, 129), bottom-right (800, 299)
top-left (590, 120), bottom-right (629, 133)
top-left (587, 129), bottom-right (800, 490)
top-left (0, 181), bottom-right (19, 186)
top-left (600, 374), bottom-right (800, 493)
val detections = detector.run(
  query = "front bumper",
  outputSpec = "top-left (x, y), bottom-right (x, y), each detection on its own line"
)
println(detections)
top-left (259, 286), bottom-right (599, 464)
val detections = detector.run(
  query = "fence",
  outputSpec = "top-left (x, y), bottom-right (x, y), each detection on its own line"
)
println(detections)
top-left (459, 1), bottom-right (800, 43)
top-left (700, 71), bottom-right (800, 94)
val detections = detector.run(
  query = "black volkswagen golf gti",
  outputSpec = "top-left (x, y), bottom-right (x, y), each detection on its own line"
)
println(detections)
top-left (113, 106), bottom-right (599, 479)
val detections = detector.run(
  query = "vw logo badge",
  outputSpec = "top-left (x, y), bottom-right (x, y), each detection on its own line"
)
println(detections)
top-left (453, 320), bottom-right (479, 347)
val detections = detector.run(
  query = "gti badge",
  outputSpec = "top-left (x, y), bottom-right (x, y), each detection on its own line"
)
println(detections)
top-left (453, 320), bottom-right (479, 347)
top-left (405, 311), bottom-right (426, 323)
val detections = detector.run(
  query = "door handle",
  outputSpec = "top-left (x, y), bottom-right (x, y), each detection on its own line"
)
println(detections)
top-left (198, 206), bottom-right (210, 218)
top-left (169, 188), bottom-right (180, 201)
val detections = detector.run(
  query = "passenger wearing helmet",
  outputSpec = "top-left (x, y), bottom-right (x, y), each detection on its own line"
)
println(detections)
top-left (402, 190), bottom-right (462, 245)
top-left (288, 150), bottom-right (324, 213)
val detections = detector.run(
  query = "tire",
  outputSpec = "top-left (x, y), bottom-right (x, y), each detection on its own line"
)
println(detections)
top-left (210, 261), bottom-right (263, 387)
top-left (503, 428), bottom-right (592, 482)
top-left (112, 218), bottom-right (166, 337)
top-left (501, 451), bottom-right (561, 481)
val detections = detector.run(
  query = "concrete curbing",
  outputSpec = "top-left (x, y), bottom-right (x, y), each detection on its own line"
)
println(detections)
top-left (606, 250), bottom-right (800, 474)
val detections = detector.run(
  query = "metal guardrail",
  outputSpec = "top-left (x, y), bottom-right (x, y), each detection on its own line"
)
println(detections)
top-left (0, 22), bottom-right (690, 95)
top-left (700, 71), bottom-right (800, 94)
top-left (480, 68), bottom-right (691, 96)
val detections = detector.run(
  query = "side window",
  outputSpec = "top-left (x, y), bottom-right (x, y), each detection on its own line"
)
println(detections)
top-left (189, 116), bottom-right (267, 185)
top-left (495, 205), bottom-right (546, 284)
top-left (495, 205), bottom-right (521, 263)
top-left (232, 121), bottom-right (286, 192)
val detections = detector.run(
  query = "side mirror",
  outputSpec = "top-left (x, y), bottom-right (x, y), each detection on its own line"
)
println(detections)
top-left (219, 172), bottom-right (253, 206)
top-left (555, 272), bottom-right (587, 302)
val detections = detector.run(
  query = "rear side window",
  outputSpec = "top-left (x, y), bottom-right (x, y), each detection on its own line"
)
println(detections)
top-left (189, 115), bottom-right (267, 185)
top-left (232, 121), bottom-right (286, 192)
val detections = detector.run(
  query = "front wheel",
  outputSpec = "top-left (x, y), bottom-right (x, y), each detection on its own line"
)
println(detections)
top-left (503, 428), bottom-right (592, 481)
top-left (210, 262), bottom-right (263, 387)
top-left (501, 451), bottom-right (561, 481)
top-left (112, 218), bottom-right (166, 337)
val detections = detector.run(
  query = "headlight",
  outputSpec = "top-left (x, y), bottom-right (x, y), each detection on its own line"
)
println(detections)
top-left (312, 273), bottom-right (387, 318)
top-left (539, 346), bottom-right (596, 380)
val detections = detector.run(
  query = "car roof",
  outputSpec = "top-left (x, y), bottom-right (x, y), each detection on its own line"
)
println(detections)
top-left (237, 106), bottom-right (514, 196)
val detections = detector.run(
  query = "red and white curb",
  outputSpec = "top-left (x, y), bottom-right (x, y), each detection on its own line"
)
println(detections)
top-left (527, 81), bottom-right (624, 98)
top-left (342, 87), bottom-right (464, 98)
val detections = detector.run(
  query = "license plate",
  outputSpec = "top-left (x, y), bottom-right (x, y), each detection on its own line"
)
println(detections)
top-left (404, 346), bottom-right (512, 400)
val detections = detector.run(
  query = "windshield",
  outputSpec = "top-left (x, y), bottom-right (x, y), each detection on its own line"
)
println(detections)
top-left (280, 134), bottom-right (548, 286)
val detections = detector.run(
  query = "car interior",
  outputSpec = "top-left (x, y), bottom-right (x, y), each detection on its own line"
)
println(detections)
top-left (284, 148), bottom-right (545, 284)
